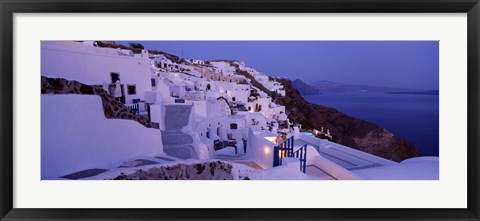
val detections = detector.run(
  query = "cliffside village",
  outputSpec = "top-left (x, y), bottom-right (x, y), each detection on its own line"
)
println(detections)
top-left (41, 41), bottom-right (438, 180)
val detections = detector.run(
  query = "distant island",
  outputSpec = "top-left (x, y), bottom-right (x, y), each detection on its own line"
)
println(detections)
top-left (308, 80), bottom-right (436, 94)
top-left (387, 90), bottom-right (439, 95)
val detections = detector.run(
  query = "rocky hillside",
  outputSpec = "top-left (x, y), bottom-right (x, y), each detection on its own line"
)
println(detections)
top-left (291, 79), bottom-right (320, 95)
top-left (275, 78), bottom-right (420, 162)
top-left (110, 160), bottom-right (234, 180)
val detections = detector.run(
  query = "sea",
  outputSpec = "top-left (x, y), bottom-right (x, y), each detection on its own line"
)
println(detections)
top-left (303, 92), bottom-right (439, 156)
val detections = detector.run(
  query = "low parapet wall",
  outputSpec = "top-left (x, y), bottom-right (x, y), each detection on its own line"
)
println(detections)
top-left (312, 155), bottom-right (361, 180)
top-left (41, 95), bottom-right (164, 179)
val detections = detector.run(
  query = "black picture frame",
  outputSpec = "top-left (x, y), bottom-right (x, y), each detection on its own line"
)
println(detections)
top-left (1, 0), bottom-right (479, 220)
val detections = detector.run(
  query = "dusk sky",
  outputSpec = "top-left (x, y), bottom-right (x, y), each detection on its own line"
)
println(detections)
top-left (118, 41), bottom-right (439, 90)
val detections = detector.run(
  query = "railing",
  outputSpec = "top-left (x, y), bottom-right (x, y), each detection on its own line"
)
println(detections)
top-left (126, 103), bottom-right (151, 121)
top-left (272, 136), bottom-right (307, 173)
top-left (144, 103), bottom-right (151, 121)
top-left (126, 103), bottom-right (139, 114)
top-left (293, 144), bottom-right (307, 173)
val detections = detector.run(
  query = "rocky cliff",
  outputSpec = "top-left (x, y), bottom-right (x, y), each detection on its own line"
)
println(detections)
top-left (275, 78), bottom-right (420, 162)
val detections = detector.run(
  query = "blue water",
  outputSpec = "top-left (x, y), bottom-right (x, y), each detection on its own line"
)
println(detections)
top-left (301, 132), bottom-right (314, 136)
top-left (303, 93), bottom-right (439, 156)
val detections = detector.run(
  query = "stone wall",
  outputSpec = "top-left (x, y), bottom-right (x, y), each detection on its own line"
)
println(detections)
top-left (41, 76), bottom-right (159, 129)
top-left (111, 160), bottom-right (234, 180)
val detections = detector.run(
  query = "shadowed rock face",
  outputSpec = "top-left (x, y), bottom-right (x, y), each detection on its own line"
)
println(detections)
top-left (275, 79), bottom-right (420, 162)
top-left (111, 161), bottom-right (234, 180)
top-left (291, 79), bottom-right (320, 95)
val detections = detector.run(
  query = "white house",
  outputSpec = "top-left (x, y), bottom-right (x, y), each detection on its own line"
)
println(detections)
top-left (192, 59), bottom-right (205, 65)
top-left (41, 41), bottom-right (153, 104)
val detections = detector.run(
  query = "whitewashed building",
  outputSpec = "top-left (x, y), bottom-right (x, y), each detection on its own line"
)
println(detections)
top-left (192, 59), bottom-right (205, 65)
top-left (41, 41), bottom-right (153, 104)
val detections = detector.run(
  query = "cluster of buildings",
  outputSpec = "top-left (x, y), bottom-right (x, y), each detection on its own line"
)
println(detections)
top-left (41, 41), bottom-right (438, 180)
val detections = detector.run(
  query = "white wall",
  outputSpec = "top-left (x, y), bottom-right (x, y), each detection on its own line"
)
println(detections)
top-left (255, 97), bottom-right (271, 113)
top-left (229, 90), bottom-right (250, 103)
top-left (225, 83), bottom-right (250, 103)
top-left (246, 127), bottom-right (277, 169)
top-left (244, 113), bottom-right (268, 129)
top-left (225, 117), bottom-right (247, 141)
top-left (182, 103), bottom-right (210, 160)
top-left (297, 133), bottom-right (398, 166)
top-left (186, 91), bottom-right (206, 101)
top-left (245, 102), bottom-right (255, 112)
top-left (154, 78), bottom-right (175, 104)
top-left (41, 95), bottom-right (163, 179)
top-left (206, 99), bottom-right (230, 116)
top-left (311, 155), bottom-right (361, 180)
top-left (150, 103), bottom-right (166, 131)
top-left (41, 41), bottom-right (152, 104)
top-left (192, 101), bottom-right (208, 122)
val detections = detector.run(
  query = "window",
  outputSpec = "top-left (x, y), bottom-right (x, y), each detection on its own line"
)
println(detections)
top-left (127, 85), bottom-right (136, 95)
top-left (230, 123), bottom-right (238, 130)
top-left (151, 79), bottom-right (156, 87)
top-left (110, 72), bottom-right (120, 83)
top-left (232, 97), bottom-right (236, 101)
top-left (248, 106), bottom-right (251, 111)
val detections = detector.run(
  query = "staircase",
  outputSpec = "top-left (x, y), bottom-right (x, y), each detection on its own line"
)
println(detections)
top-left (161, 105), bottom-right (197, 159)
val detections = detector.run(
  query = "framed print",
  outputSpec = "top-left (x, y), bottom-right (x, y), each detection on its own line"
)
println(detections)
top-left (1, 0), bottom-right (479, 220)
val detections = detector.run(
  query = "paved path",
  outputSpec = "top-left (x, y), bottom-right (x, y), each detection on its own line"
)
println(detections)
top-left (60, 155), bottom-right (178, 180)
top-left (306, 165), bottom-right (336, 180)
top-left (214, 154), bottom-right (264, 169)
top-left (162, 105), bottom-right (197, 160)
top-left (295, 139), bottom-right (379, 171)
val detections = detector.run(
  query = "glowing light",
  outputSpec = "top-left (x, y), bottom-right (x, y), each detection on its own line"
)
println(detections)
top-left (264, 136), bottom-right (277, 143)
top-left (264, 147), bottom-right (270, 154)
